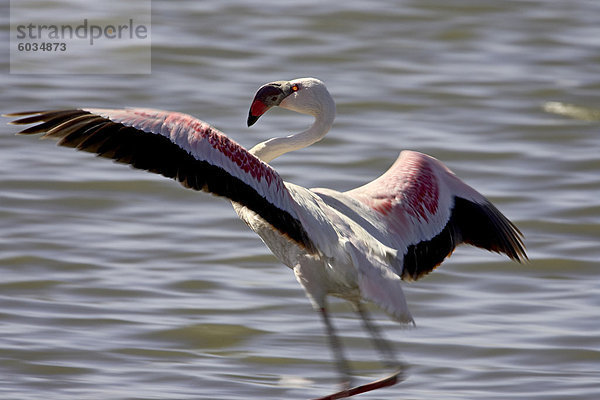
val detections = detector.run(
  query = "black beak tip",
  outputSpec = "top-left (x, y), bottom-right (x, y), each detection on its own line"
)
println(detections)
top-left (247, 114), bottom-right (259, 127)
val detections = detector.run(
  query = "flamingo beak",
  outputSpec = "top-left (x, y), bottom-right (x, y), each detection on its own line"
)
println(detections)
top-left (247, 99), bottom-right (269, 127)
top-left (247, 81), bottom-right (292, 127)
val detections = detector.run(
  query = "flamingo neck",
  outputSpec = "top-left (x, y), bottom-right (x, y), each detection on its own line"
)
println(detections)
top-left (249, 95), bottom-right (335, 163)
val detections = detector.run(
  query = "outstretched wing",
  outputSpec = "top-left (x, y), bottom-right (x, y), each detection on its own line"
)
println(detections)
top-left (346, 150), bottom-right (527, 281)
top-left (6, 108), bottom-right (314, 251)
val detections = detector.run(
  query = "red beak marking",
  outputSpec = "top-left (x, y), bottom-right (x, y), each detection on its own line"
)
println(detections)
top-left (250, 100), bottom-right (268, 117)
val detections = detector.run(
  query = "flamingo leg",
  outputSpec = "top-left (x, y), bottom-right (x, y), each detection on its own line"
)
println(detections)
top-left (354, 302), bottom-right (402, 371)
top-left (311, 370), bottom-right (401, 400)
top-left (312, 304), bottom-right (404, 400)
top-left (319, 306), bottom-right (353, 389)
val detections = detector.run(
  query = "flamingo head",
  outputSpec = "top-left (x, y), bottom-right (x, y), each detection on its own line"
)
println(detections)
top-left (247, 77), bottom-right (330, 127)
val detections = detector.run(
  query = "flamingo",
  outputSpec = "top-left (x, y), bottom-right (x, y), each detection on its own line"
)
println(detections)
top-left (6, 77), bottom-right (527, 399)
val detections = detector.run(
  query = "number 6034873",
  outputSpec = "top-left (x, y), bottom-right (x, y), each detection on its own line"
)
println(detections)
top-left (17, 42), bottom-right (67, 51)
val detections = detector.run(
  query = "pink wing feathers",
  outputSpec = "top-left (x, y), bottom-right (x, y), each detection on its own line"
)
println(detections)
top-left (347, 150), bottom-right (526, 281)
top-left (7, 108), bottom-right (315, 251)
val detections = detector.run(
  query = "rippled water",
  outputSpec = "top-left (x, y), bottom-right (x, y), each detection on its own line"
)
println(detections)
top-left (1, 1), bottom-right (599, 399)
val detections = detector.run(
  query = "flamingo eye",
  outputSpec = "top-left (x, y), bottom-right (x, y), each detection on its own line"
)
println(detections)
top-left (291, 85), bottom-right (299, 92)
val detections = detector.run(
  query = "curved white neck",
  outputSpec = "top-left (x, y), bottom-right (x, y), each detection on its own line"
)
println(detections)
top-left (249, 93), bottom-right (335, 163)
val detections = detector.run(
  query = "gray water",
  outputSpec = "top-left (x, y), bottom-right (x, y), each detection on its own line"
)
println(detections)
top-left (1, 1), bottom-right (599, 399)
